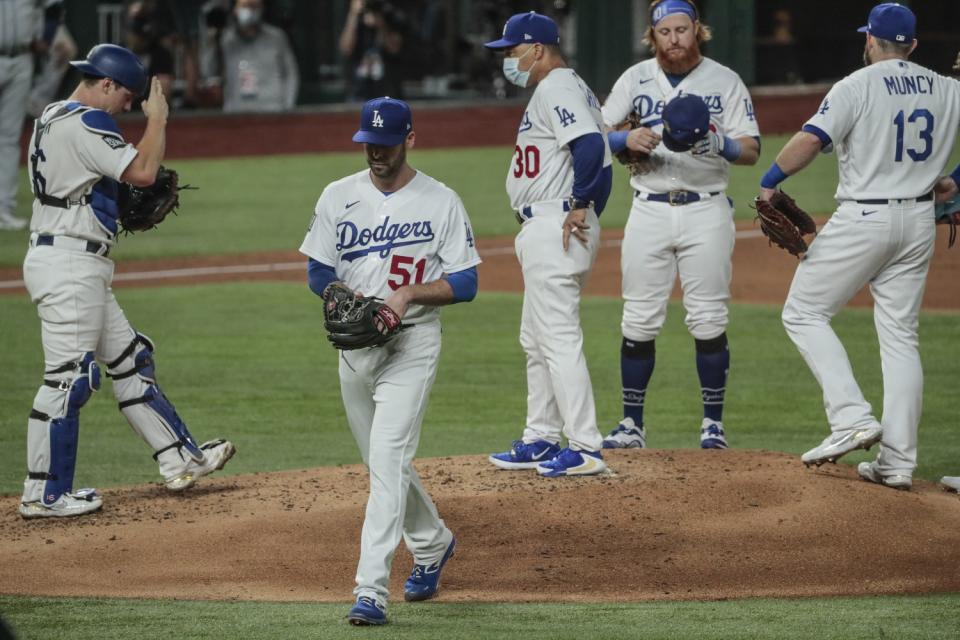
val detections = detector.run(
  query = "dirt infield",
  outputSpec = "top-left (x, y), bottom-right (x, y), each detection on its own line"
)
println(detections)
top-left (2, 450), bottom-right (960, 603)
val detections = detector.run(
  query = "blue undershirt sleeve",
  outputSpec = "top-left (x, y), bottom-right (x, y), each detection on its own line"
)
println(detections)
top-left (607, 130), bottom-right (628, 154)
top-left (801, 124), bottom-right (832, 149)
top-left (569, 132), bottom-right (612, 215)
top-left (444, 266), bottom-right (478, 303)
top-left (307, 258), bottom-right (338, 297)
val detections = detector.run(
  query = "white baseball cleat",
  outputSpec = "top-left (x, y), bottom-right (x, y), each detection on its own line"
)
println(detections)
top-left (19, 489), bottom-right (103, 519)
top-left (857, 461), bottom-right (912, 491)
top-left (165, 439), bottom-right (236, 491)
top-left (801, 426), bottom-right (882, 467)
top-left (602, 417), bottom-right (646, 449)
top-left (0, 211), bottom-right (28, 231)
top-left (940, 476), bottom-right (960, 493)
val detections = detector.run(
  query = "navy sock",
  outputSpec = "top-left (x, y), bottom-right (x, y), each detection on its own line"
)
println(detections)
top-left (695, 333), bottom-right (729, 422)
top-left (621, 338), bottom-right (655, 425)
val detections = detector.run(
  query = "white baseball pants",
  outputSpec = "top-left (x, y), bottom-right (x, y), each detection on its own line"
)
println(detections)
top-left (515, 204), bottom-right (602, 452)
top-left (339, 320), bottom-right (453, 602)
top-left (782, 200), bottom-right (936, 476)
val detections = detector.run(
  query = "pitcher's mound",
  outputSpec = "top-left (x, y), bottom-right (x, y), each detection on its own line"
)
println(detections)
top-left (2, 449), bottom-right (959, 602)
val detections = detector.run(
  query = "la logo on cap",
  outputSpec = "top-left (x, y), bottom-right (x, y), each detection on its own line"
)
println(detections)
top-left (372, 110), bottom-right (384, 128)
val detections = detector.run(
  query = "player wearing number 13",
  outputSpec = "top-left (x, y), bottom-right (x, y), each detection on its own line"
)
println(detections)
top-left (485, 12), bottom-right (613, 477)
top-left (299, 97), bottom-right (481, 625)
top-left (758, 3), bottom-right (960, 488)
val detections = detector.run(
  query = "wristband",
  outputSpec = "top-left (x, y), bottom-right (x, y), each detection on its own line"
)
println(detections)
top-left (719, 136), bottom-right (742, 162)
top-left (607, 130), bottom-right (628, 154)
top-left (760, 162), bottom-right (788, 189)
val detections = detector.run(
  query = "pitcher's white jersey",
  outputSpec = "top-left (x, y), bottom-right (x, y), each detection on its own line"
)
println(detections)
top-left (299, 170), bottom-right (481, 324)
top-left (28, 101), bottom-right (138, 244)
top-left (507, 68), bottom-right (612, 210)
top-left (804, 59), bottom-right (960, 201)
top-left (602, 57), bottom-right (759, 194)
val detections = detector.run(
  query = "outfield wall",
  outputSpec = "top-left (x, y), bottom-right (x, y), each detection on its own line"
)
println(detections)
top-left (19, 85), bottom-right (828, 162)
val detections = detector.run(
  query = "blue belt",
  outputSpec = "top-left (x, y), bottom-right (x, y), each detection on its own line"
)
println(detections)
top-left (856, 193), bottom-right (932, 205)
top-left (36, 234), bottom-right (110, 257)
top-left (635, 190), bottom-right (720, 206)
top-left (516, 200), bottom-right (571, 224)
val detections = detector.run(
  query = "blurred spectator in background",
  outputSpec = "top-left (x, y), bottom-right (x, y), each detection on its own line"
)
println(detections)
top-left (756, 7), bottom-right (802, 85)
top-left (0, 0), bottom-right (41, 231)
top-left (126, 1), bottom-right (175, 108)
top-left (27, 0), bottom-right (76, 118)
top-left (339, 0), bottom-right (406, 101)
top-left (203, 0), bottom-right (299, 112)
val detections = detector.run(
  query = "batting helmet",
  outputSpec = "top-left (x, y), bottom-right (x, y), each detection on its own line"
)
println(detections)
top-left (70, 44), bottom-right (147, 96)
top-left (661, 94), bottom-right (711, 152)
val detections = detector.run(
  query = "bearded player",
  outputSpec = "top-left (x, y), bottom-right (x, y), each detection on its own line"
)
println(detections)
top-left (600, 0), bottom-right (760, 450)
top-left (299, 97), bottom-right (481, 625)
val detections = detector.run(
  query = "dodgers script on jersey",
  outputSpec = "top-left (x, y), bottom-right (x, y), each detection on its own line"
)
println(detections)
top-left (507, 68), bottom-right (612, 210)
top-left (28, 101), bottom-right (138, 243)
top-left (299, 170), bottom-right (481, 324)
top-left (805, 59), bottom-right (960, 201)
top-left (602, 58), bottom-right (759, 193)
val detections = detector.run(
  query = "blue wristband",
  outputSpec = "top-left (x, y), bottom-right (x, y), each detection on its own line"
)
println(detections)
top-left (760, 162), bottom-right (788, 189)
top-left (719, 136), bottom-right (742, 162)
top-left (950, 163), bottom-right (960, 186)
top-left (607, 130), bottom-right (628, 154)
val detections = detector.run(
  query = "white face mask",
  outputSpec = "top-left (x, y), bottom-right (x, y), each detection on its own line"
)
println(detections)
top-left (236, 7), bottom-right (262, 28)
top-left (502, 46), bottom-right (537, 88)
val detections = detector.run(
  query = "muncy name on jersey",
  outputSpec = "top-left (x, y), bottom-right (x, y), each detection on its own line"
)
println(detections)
top-left (337, 216), bottom-right (436, 262)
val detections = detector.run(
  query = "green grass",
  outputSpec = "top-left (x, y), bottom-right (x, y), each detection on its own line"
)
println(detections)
top-left (2, 283), bottom-right (958, 493)
top-left (4, 133), bottom-right (925, 267)
top-left (3, 594), bottom-right (960, 640)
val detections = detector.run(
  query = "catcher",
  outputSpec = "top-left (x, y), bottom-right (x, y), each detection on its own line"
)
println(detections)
top-left (299, 97), bottom-right (481, 625)
top-left (19, 44), bottom-right (234, 520)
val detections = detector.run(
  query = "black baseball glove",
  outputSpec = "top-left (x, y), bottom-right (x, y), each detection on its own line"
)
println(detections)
top-left (322, 282), bottom-right (405, 350)
top-left (117, 166), bottom-right (188, 234)
top-left (752, 191), bottom-right (817, 258)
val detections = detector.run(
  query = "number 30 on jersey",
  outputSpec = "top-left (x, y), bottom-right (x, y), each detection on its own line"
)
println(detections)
top-left (513, 145), bottom-right (540, 178)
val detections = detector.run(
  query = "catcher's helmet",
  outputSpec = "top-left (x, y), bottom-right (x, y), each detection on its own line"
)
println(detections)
top-left (661, 93), bottom-right (711, 152)
top-left (70, 44), bottom-right (147, 96)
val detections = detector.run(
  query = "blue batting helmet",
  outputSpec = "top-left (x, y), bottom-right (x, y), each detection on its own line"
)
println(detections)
top-left (70, 44), bottom-right (148, 96)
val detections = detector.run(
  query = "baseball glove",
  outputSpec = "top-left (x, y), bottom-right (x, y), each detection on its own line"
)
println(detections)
top-left (936, 198), bottom-right (960, 248)
top-left (322, 282), bottom-right (405, 350)
top-left (117, 166), bottom-right (189, 234)
top-left (752, 191), bottom-right (817, 258)
top-left (614, 112), bottom-right (652, 176)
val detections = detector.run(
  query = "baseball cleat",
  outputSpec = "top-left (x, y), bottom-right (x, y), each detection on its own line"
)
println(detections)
top-left (857, 461), bottom-right (912, 491)
top-left (939, 476), bottom-right (960, 493)
top-left (602, 418), bottom-right (646, 449)
top-left (699, 419), bottom-right (728, 449)
top-left (347, 596), bottom-right (387, 625)
top-left (489, 439), bottom-right (561, 469)
top-left (404, 536), bottom-right (456, 602)
top-left (536, 447), bottom-right (607, 477)
top-left (19, 489), bottom-right (102, 519)
top-left (801, 426), bottom-right (882, 467)
top-left (165, 439), bottom-right (236, 491)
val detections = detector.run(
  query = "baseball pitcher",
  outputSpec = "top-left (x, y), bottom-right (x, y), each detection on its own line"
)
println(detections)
top-left (484, 12), bottom-right (612, 477)
top-left (19, 44), bottom-right (235, 519)
top-left (299, 97), bottom-right (480, 625)
top-left (759, 3), bottom-right (960, 489)
top-left (601, 0), bottom-right (760, 450)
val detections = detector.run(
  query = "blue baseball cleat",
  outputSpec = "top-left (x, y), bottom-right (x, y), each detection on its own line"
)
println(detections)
top-left (347, 596), bottom-right (387, 625)
top-left (404, 536), bottom-right (456, 602)
top-left (700, 419), bottom-right (729, 449)
top-left (489, 439), bottom-right (561, 469)
top-left (536, 447), bottom-right (607, 477)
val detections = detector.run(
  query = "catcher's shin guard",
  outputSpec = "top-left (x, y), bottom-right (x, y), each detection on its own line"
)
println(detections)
top-left (23, 353), bottom-right (101, 505)
top-left (107, 334), bottom-right (205, 478)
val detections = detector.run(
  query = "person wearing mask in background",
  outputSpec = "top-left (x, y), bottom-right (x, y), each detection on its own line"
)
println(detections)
top-left (202, 0), bottom-right (299, 112)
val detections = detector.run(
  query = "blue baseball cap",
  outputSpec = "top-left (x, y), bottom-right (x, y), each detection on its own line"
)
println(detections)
top-left (484, 11), bottom-right (560, 50)
top-left (857, 3), bottom-right (916, 44)
top-left (661, 94), bottom-right (710, 152)
top-left (352, 97), bottom-right (413, 146)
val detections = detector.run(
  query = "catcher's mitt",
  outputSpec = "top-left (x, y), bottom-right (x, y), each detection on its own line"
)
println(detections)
top-left (753, 191), bottom-right (817, 258)
top-left (117, 166), bottom-right (189, 234)
top-left (614, 112), bottom-right (653, 176)
top-left (322, 282), bottom-right (405, 350)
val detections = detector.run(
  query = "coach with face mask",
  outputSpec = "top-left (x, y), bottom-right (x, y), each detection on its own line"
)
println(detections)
top-left (204, 0), bottom-right (299, 112)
